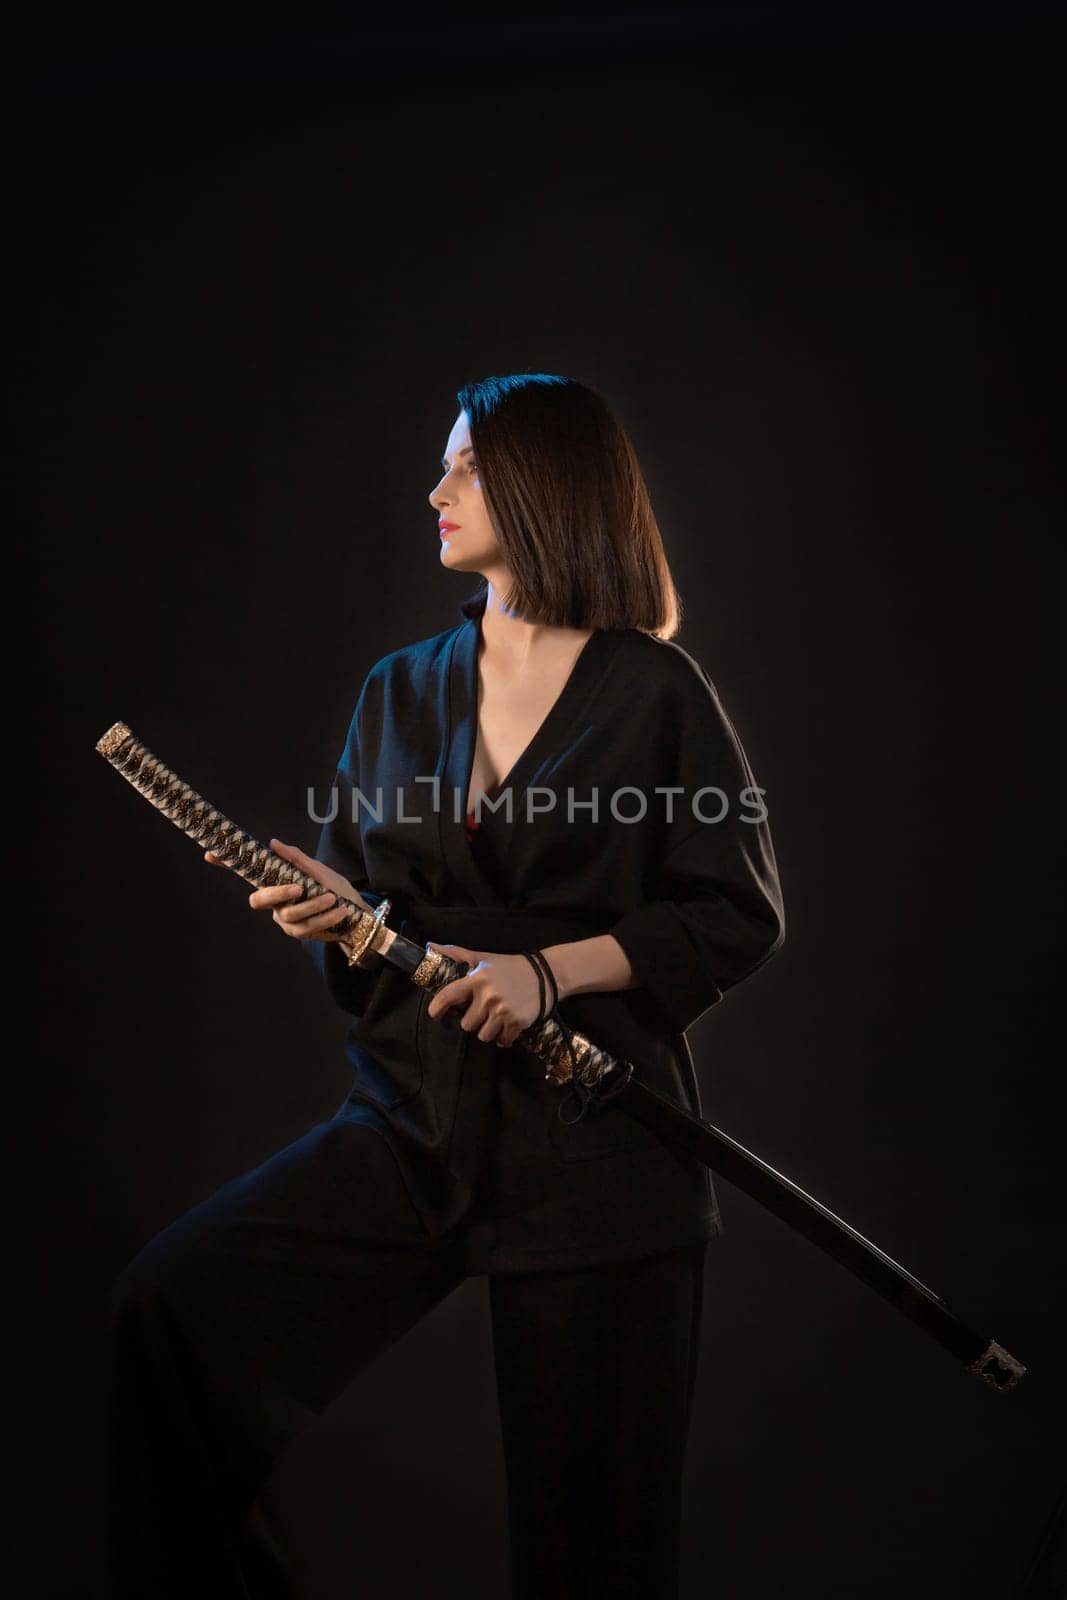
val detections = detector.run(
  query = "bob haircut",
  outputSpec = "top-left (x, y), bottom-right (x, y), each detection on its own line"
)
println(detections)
top-left (455, 372), bottom-right (682, 640)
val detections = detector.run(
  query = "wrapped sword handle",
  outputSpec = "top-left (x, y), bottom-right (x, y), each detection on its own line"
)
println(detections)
top-left (95, 721), bottom-right (380, 944)
top-left (96, 720), bottom-right (625, 1092)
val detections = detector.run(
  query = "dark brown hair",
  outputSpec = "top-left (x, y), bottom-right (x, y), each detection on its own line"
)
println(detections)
top-left (454, 373), bottom-right (682, 639)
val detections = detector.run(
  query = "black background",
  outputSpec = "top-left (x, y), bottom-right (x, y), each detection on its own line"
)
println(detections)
top-left (23, 4), bottom-right (1065, 1595)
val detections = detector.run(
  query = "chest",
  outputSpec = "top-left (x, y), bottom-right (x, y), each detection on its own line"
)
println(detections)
top-left (355, 623), bottom-right (673, 909)
top-left (467, 645), bottom-right (589, 812)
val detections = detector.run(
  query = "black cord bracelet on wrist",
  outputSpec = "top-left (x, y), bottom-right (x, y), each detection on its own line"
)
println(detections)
top-left (519, 950), bottom-right (547, 1027)
top-left (529, 948), bottom-right (559, 1014)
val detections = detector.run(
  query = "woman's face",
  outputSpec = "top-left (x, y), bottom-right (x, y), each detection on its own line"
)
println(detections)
top-left (428, 410), bottom-right (501, 573)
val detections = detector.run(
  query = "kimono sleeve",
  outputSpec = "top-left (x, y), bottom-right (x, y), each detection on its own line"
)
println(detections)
top-left (607, 660), bottom-right (785, 1034)
top-left (303, 681), bottom-right (388, 1019)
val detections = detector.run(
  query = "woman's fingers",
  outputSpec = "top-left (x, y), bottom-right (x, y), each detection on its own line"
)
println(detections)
top-left (423, 947), bottom-right (543, 1047)
top-left (270, 838), bottom-right (320, 874)
top-left (269, 838), bottom-right (369, 909)
top-left (425, 971), bottom-right (474, 1019)
top-left (277, 891), bottom-right (337, 923)
top-left (268, 839), bottom-right (328, 891)
top-left (458, 994), bottom-right (494, 1035)
top-left (249, 882), bottom-right (306, 911)
top-left (273, 900), bottom-right (351, 938)
top-left (206, 838), bottom-right (368, 934)
top-left (477, 1010), bottom-right (508, 1044)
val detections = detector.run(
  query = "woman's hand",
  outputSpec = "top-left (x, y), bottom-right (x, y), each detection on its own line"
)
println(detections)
top-left (204, 837), bottom-right (374, 943)
top-left (423, 944), bottom-right (548, 1047)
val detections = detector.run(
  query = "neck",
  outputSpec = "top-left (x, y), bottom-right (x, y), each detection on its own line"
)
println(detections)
top-left (478, 574), bottom-right (592, 667)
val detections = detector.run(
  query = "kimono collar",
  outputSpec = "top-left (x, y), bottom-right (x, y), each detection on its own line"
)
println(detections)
top-left (437, 614), bottom-right (622, 908)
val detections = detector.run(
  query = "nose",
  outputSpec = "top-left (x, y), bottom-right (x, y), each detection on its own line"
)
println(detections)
top-left (428, 473), bottom-right (453, 512)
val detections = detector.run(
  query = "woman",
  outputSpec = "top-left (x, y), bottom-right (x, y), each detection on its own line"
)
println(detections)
top-left (106, 372), bottom-right (785, 1599)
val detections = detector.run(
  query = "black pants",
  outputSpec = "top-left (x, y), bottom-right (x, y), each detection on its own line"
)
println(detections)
top-left (105, 1109), bottom-right (707, 1599)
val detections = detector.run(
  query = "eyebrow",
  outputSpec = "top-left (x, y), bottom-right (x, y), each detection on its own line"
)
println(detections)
top-left (441, 446), bottom-right (474, 469)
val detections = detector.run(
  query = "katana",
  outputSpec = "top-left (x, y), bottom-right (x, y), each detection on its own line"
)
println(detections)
top-left (96, 720), bottom-right (1026, 1394)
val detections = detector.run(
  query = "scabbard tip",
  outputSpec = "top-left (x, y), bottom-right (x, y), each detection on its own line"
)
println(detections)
top-left (970, 1341), bottom-right (1026, 1392)
top-left (96, 721), bottom-right (133, 759)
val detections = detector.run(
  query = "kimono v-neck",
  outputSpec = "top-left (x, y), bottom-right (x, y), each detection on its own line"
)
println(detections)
top-left (438, 616), bottom-right (620, 910)
top-left (307, 607), bottom-right (784, 1274)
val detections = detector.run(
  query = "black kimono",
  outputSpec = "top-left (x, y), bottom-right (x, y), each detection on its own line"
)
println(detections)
top-left (308, 599), bottom-right (785, 1274)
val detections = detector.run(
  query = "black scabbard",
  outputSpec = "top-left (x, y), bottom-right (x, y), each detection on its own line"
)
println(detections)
top-left (604, 1073), bottom-right (1025, 1391)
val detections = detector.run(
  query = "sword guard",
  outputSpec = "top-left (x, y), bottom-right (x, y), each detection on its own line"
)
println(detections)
top-left (340, 897), bottom-right (391, 968)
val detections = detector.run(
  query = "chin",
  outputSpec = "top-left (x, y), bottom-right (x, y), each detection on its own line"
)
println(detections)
top-left (440, 546), bottom-right (480, 569)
